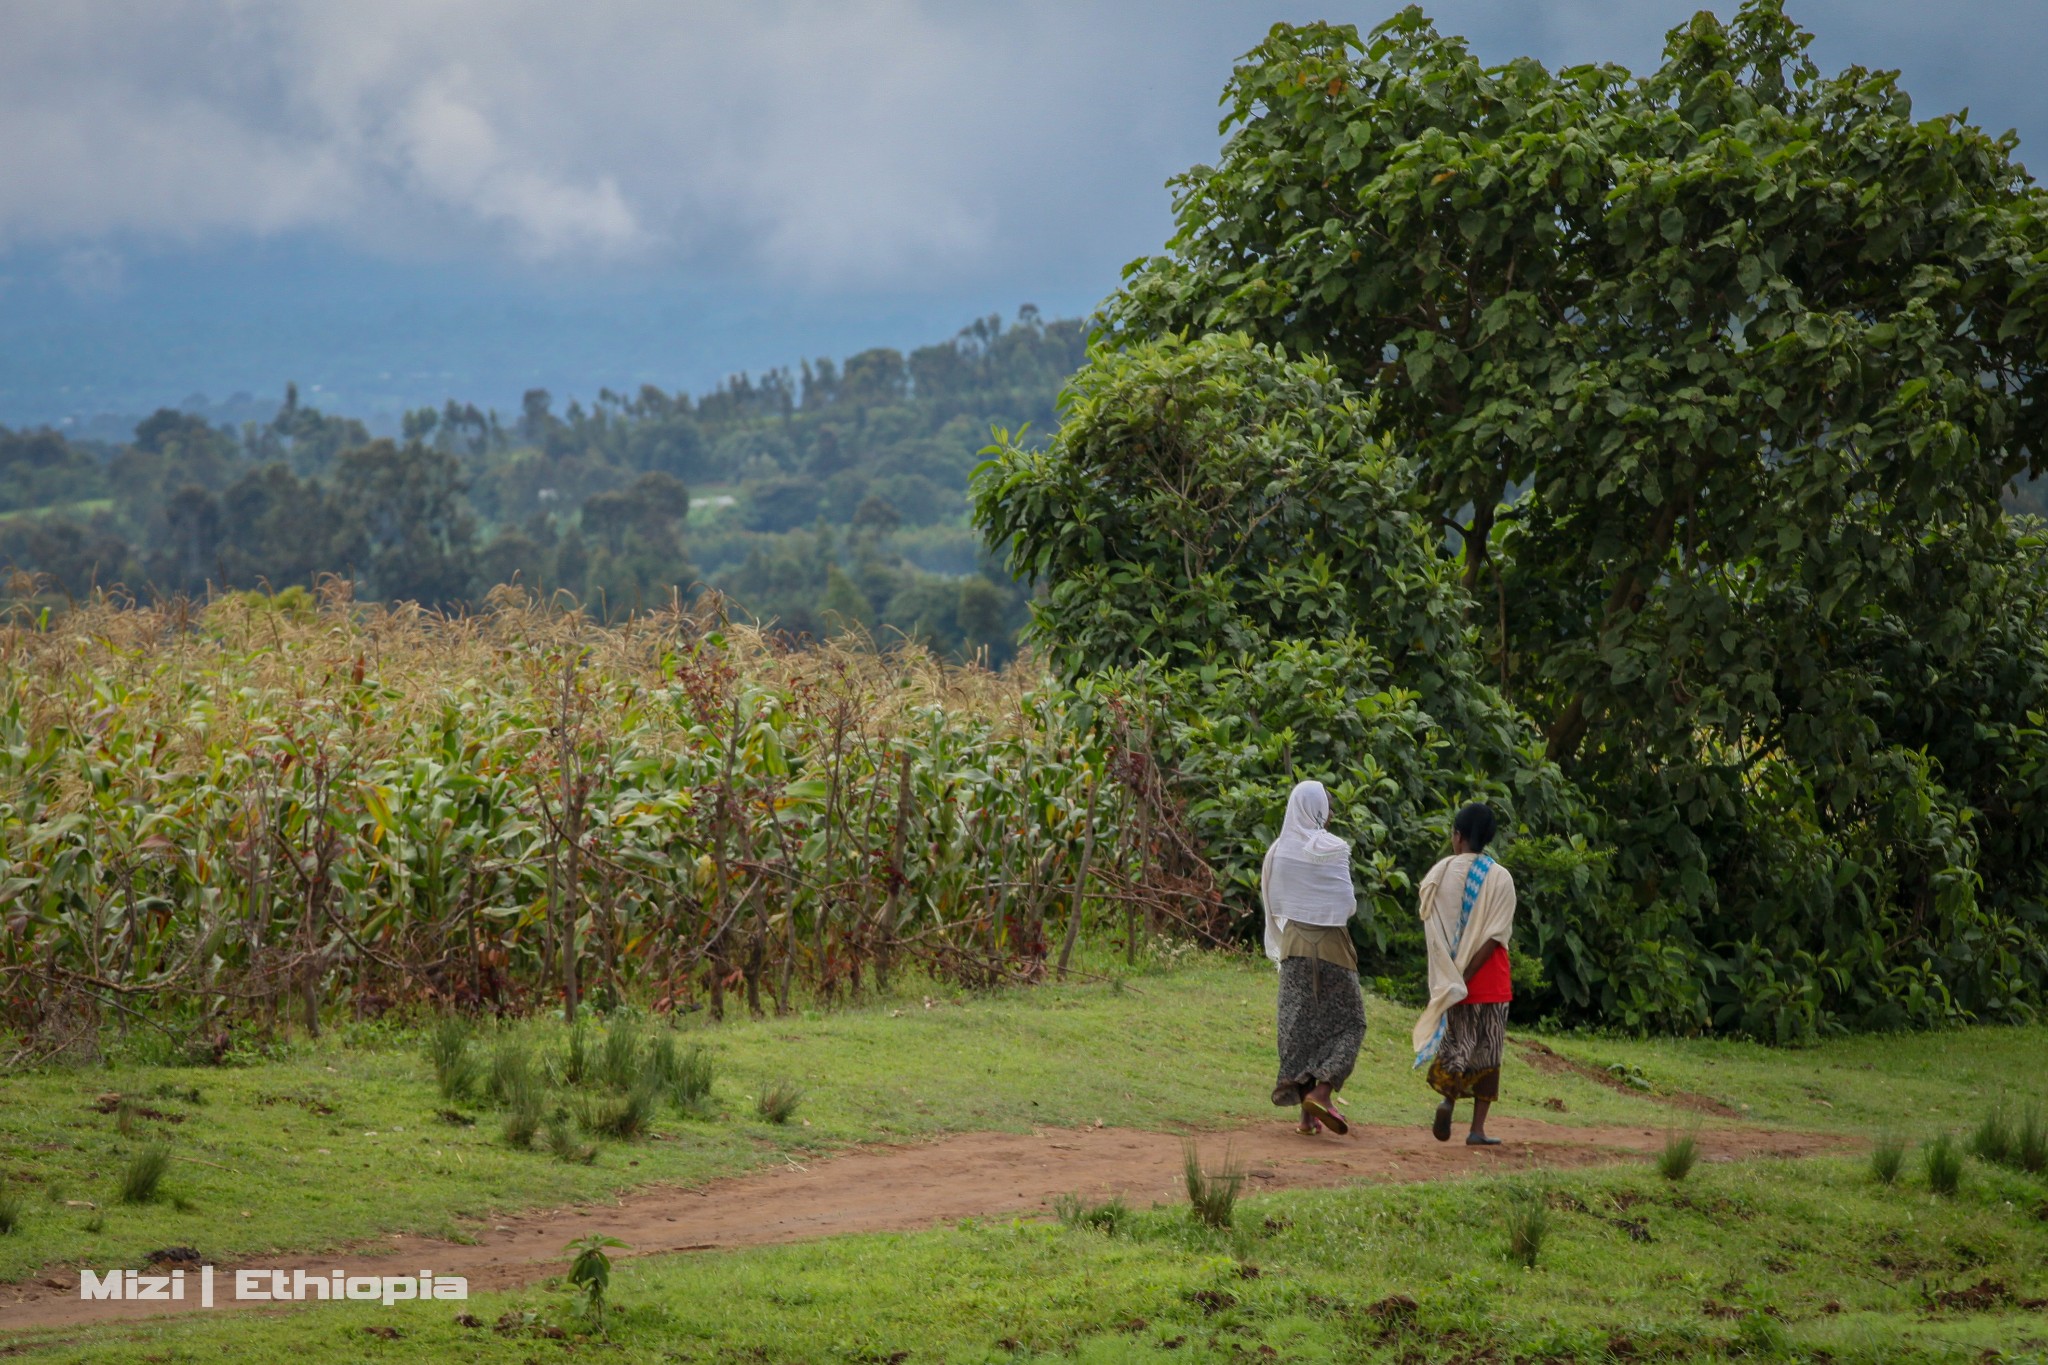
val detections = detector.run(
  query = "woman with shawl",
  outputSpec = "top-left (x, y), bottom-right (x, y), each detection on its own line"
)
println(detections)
top-left (1262, 780), bottom-right (1366, 1136)
top-left (1411, 803), bottom-right (1517, 1145)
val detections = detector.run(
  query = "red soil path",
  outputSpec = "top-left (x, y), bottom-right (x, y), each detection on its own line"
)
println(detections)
top-left (0, 1115), bottom-right (1842, 1335)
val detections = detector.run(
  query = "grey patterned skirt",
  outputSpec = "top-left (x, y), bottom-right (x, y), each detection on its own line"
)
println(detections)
top-left (1271, 957), bottom-right (1366, 1106)
top-left (1426, 1001), bottom-right (1508, 1101)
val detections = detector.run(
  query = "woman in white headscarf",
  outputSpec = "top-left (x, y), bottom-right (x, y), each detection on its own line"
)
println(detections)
top-left (1411, 802), bottom-right (1516, 1145)
top-left (1263, 779), bottom-right (1365, 1136)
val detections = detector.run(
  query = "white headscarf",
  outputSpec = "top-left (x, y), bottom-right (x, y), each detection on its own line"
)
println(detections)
top-left (1261, 780), bottom-right (1357, 963)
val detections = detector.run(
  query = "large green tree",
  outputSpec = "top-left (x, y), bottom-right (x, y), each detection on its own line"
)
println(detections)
top-left (1077, 1), bottom-right (2048, 1033)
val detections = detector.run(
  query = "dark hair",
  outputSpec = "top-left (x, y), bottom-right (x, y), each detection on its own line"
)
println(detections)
top-left (1452, 803), bottom-right (1497, 853)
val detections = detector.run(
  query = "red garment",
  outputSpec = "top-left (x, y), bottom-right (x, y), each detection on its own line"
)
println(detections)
top-left (1464, 943), bottom-right (1512, 1003)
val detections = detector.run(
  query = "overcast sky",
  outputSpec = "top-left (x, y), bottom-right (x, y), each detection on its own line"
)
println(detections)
top-left (3, 1), bottom-right (2045, 425)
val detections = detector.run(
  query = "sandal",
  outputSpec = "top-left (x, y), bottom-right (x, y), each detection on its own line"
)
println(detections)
top-left (1302, 1094), bottom-right (1348, 1136)
top-left (1296, 1118), bottom-right (1322, 1136)
top-left (1432, 1101), bottom-right (1453, 1143)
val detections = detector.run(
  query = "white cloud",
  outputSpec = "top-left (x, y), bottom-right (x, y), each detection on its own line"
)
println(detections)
top-left (0, 0), bottom-right (1234, 284)
top-left (0, 1), bottom-right (2042, 289)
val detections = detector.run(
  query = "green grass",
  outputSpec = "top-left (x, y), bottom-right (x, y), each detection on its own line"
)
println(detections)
top-left (11, 1154), bottom-right (2048, 1362)
top-left (4, 949), bottom-right (2048, 1359)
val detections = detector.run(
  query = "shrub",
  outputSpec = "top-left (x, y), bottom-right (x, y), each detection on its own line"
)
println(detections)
top-left (756, 1079), bottom-right (804, 1125)
top-left (1925, 1133), bottom-right (1964, 1195)
top-left (1870, 1133), bottom-right (1906, 1187)
top-left (1503, 1187), bottom-right (1548, 1268)
top-left (119, 1148), bottom-right (171, 1205)
top-left (1182, 1140), bottom-right (1243, 1230)
top-left (566, 1233), bottom-right (628, 1333)
top-left (1657, 1130), bottom-right (1699, 1182)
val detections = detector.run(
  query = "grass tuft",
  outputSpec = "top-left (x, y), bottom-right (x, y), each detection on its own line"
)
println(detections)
top-left (0, 1191), bottom-right (21, 1235)
top-left (428, 1017), bottom-right (479, 1101)
top-left (669, 1044), bottom-right (714, 1110)
top-left (1924, 1132), bottom-right (1963, 1195)
top-left (2015, 1102), bottom-right (2047, 1175)
top-left (1870, 1132), bottom-right (1906, 1186)
top-left (119, 1147), bottom-right (171, 1205)
top-left (598, 1020), bottom-right (644, 1092)
top-left (642, 1031), bottom-right (680, 1090)
top-left (486, 1037), bottom-right (540, 1109)
top-left (755, 1079), bottom-right (803, 1125)
top-left (562, 1020), bottom-right (593, 1087)
top-left (1502, 1186), bottom-right (1548, 1268)
top-left (579, 1085), bottom-right (657, 1141)
top-left (547, 1111), bottom-right (599, 1165)
top-left (1182, 1140), bottom-right (1243, 1230)
top-left (1656, 1129), bottom-right (1699, 1182)
top-left (1053, 1192), bottom-right (1129, 1235)
top-left (1969, 1102), bottom-right (2016, 1167)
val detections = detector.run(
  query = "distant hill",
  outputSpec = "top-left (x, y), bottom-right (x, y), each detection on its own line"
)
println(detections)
top-left (0, 307), bottom-right (1084, 663)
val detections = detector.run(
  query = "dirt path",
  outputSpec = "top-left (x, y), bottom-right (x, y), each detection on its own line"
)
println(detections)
top-left (1, 1116), bottom-right (1842, 1334)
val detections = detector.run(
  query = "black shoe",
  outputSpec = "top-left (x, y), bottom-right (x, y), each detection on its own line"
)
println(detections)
top-left (1432, 1102), bottom-right (1453, 1142)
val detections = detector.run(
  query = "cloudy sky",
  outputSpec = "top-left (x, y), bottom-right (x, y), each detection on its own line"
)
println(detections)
top-left (3, 1), bottom-right (2045, 427)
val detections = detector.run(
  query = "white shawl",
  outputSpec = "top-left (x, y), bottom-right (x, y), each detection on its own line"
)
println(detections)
top-left (1260, 780), bottom-right (1356, 964)
top-left (1411, 852), bottom-right (1516, 1066)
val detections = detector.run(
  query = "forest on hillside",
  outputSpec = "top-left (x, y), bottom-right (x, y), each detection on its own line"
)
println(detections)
top-left (0, 307), bottom-right (1082, 664)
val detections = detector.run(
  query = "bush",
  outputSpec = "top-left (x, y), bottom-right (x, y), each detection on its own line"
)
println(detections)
top-left (1870, 1133), bottom-right (1906, 1187)
top-left (1182, 1140), bottom-right (1243, 1230)
top-left (755, 1080), bottom-right (803, 1125)
top-left (119, 1148), bottom-right (171, 1205)
top-left (1925, 1133), bottom-right (1964, 1196)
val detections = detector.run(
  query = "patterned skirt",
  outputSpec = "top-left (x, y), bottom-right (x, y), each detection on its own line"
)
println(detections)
top-left (1426, 1001), bottom-right (1508, 1101)
top-left (1272, 956), bottom-right (1366, 1107)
